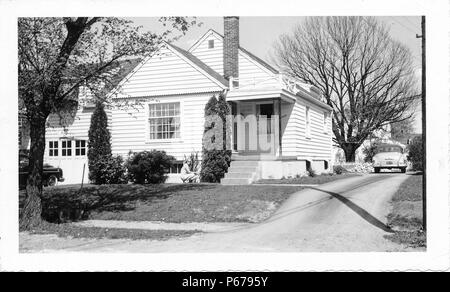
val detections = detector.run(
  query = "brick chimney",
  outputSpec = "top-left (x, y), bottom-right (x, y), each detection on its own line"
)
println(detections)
top-left (223, 16), bottom-right (239, 83)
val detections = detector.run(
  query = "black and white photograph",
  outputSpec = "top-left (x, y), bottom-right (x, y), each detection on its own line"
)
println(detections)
top-left (0, 0), bottom-right (449, 273)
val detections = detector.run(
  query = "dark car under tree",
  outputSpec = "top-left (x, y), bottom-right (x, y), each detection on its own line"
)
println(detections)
top-left (19, 154), bottom-right (64, 189)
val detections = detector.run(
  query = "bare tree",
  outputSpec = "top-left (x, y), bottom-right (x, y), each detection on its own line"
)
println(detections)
top-left (18, 17), bottom-right (196, 229)
top-left (275, 17), bottom-right (419, 162)
top-left (390, 116), bottom-right (416, 141)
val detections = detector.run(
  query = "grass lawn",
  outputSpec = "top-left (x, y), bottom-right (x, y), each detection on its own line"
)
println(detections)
top-left (19, 183), bottom-right (300, 225)
top-left (384, 173), bottom-right (426, 249)
top-left (255, 173), bottom-right (361, 185)
top-left (28, 221), bottom-right (200, 241)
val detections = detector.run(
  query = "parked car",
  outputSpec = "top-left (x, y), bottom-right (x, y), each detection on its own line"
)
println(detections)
top-left (372, 143), bottom-right (407, 173)
top-left (19, 155), bottom-right (64, 189)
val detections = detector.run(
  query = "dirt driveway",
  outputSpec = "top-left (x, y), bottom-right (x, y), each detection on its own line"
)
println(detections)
top-left (20, 173), bottom-right (411, 252)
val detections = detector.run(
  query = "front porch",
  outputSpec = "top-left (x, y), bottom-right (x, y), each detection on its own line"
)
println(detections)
top-left (222, 84), bottom-right (300, 185)
top-left (228, 93), bottom-right (291, 159)
top-left (220, 74), bottom-right (331, 185)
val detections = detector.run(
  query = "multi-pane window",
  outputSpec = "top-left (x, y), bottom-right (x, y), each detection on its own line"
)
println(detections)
top-left (208, 39), bottom-right (214, 49)
top-left (75, 140), bottom-right (86, 156)
top-left (305, 106), bottom-right (311, 138)
top-left (61, 140), bottom-right (72, 156)
top-left (49, 141), bottom-right (58, 157)
top-left (148, 102), bottom-right (180, 140)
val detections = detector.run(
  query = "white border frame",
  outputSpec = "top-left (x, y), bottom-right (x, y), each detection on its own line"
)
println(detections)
top-left (1, 0), bottom-right (449, 272)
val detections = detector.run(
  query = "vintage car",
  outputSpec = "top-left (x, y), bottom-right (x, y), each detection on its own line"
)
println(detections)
top-left (372, 143), bottom-right (408, 173)
top-left (19, 155), bottom-right (64, 189)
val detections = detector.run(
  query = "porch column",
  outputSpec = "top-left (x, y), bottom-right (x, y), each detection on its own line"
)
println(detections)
top-left (278, 97), bottom-right (282, 157)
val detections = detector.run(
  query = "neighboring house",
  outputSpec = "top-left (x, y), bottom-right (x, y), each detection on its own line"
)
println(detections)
top-left (43, 17), bottom-right (333, 185)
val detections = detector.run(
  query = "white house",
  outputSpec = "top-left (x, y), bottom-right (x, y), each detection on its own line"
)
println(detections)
top-left (43, 17), bottom-right (333, 185)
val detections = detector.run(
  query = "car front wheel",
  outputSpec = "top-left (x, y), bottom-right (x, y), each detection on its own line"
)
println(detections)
top-left (400, 167), bottom-right (406, 173)
top-left (45, 175), bottom-right (58, 187)
top-left (374, 167), bottom-right (380, 173)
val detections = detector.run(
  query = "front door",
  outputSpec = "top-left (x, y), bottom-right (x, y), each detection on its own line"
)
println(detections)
top-left (257, 103), bottom-right (274, 154)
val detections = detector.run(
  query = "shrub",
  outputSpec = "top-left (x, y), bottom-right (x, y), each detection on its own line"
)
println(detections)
top-left (333, 165), bottom-right (347, 175)
top-left (407, 136), bottom-right (423, 171)
top-left (126, 150), bottom-right (175, 184)
top-left (362, 143), bottom-right (378, 163)
top-left (88, 102), bottom-right (113, 184)
top-left (89, 155), bottom-right (127, 185)
top-left (200, 94), bottom-right (232, 183)
top-left (200, 150), bottom-right (231, 183)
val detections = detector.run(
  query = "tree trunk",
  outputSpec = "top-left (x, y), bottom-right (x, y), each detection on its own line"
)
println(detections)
top-left (20, 116), bottom-right (47, 230)
top-left (342, 143), bottom-right (358, 163)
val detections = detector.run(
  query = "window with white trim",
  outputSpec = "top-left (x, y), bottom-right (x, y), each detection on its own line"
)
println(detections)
top-left (61, 140), bottom-right (72, 156)
top-left (323, 112), bottom-right (328, 133)
top-left (208, 39), bottom-right (214, 49)
top-left (305, 106), bottom-right (311, 138)
top-left (75, 140), bottom-right (86, 156)
top-left (148, 102), bottom-right (180, 140)
top-left (49, 141), bottom-right (58, 157)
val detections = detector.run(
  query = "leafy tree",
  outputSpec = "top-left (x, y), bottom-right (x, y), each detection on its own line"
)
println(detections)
top-left (18, 17), bottom-right (196, 229)
top-left (200, 93), bottom-right (232, 183)
top-left (275, 17), bottom-right (419, 162)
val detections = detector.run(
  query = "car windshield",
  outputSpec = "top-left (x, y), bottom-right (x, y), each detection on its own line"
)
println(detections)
top-left (376, 146), bottom-right (402, 154)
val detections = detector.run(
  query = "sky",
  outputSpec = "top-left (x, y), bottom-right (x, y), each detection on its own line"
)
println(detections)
top-left (128, 16), bottom-right (423, 133)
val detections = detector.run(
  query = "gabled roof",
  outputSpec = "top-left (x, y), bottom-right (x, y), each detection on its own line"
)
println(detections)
top-left (102, 58), bottom-right (143, 93)
top-left (238, 46), bottom-right (279, 74)
top-left (76, 58), bottom-right (142, 100)
top-left (188, 29), bottom-right (279, 75)
top-left (167, 43), bottom-right (228, 87)
top-left (108, 41), bottom-right (227, 99)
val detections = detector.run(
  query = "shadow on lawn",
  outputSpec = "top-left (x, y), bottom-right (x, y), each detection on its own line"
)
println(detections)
top-left (19, 183), bottom-right (215, 223)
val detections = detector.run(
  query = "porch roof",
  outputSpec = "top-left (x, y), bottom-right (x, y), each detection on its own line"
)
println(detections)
top-left (227, 88), bottom-right (333, 111)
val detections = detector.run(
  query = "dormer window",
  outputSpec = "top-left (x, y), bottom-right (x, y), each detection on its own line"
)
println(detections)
top-left (208, 39), bottom-right (214, 49)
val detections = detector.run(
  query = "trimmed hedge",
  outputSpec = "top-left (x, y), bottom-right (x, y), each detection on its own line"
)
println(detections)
top-left (200, 94), bottom-right (232, 183)
top-left (88, 155), bottom-right (127, 184)
top-left (88, 102), bottom-right (113, 184)
top-left (126, 150), bottom-right (175, 184)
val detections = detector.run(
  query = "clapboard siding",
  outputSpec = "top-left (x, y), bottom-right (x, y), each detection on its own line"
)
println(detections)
top-left (190, 30), bottom-right (278, 88)
top-left (189, 33), bottom-right (224, 75)
top-left (113, 45), bottom-right (223, 99)
top-left (282, 97), bottom-right (332, 160)
top-left (45, 108), bottom-right (93, 143)
top-left (111, 93), bottom-right (219, 160)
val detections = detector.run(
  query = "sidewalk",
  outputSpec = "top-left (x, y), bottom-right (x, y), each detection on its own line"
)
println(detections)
top-left (74, 220), bottom-right (252, 233)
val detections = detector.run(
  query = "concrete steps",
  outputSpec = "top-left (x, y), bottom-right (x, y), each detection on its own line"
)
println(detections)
top-left (221, 160), bottom-right (260, 185)
top-left (220, 177), bottom-right (253, 185)
top-left (224, 172), bottom-right (254, 178)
